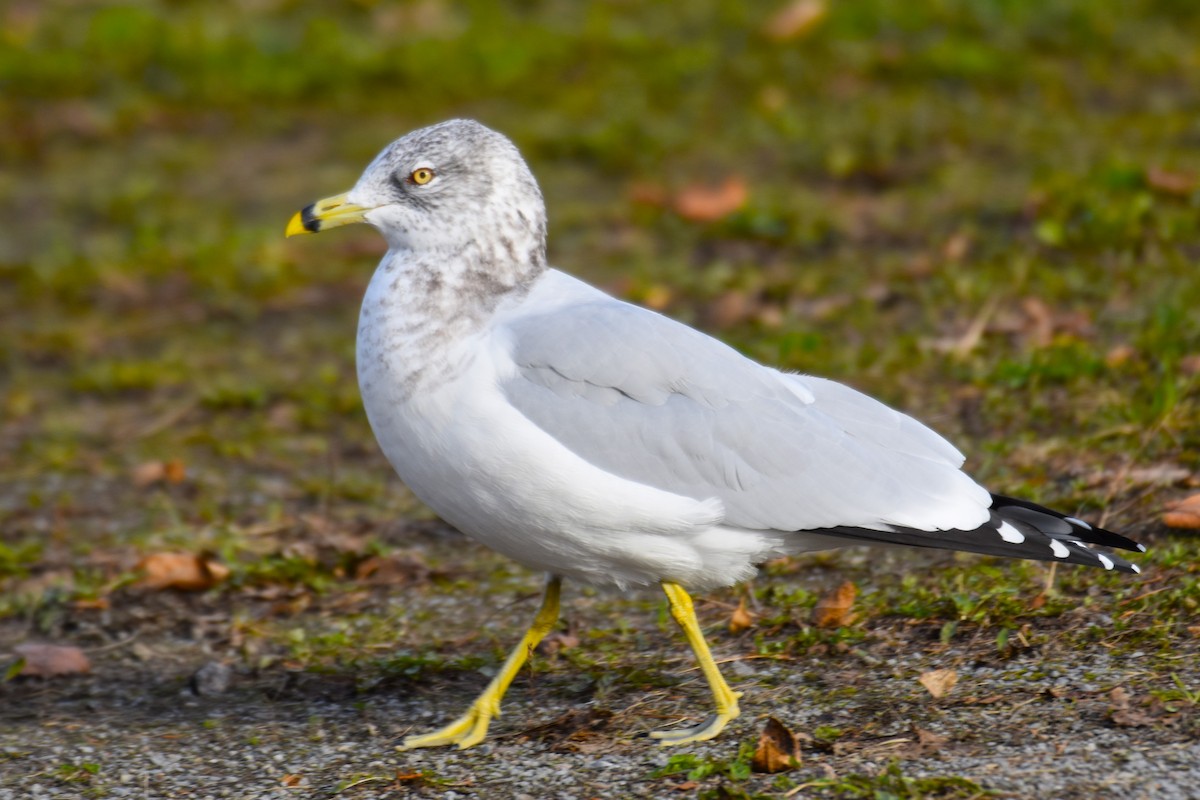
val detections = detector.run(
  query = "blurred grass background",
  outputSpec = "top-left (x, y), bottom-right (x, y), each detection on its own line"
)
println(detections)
top-left (1, 0), bottom-right (1198, 599)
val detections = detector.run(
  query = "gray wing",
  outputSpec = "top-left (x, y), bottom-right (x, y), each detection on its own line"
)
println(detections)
top-left (500, 298), bottom-right (991, 533)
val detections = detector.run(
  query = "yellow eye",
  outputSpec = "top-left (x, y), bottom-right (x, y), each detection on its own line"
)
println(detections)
top-left (410, 168), bottom-right (435, 185)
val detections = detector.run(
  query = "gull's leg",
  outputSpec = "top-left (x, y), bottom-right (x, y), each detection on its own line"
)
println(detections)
top-left (650, 581), bottom-right (742, 745)
top-left (400, 575), bottom-right (562, 750)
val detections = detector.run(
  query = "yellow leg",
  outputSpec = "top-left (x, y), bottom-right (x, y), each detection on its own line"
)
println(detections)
top-left (399, 576), bottom-right (562, 751)
top-left (651, 581), bottom-right (742, 746)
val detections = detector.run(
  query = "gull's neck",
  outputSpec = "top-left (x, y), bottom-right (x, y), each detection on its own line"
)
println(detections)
top-left (356, 240), bottom-right (546, 401)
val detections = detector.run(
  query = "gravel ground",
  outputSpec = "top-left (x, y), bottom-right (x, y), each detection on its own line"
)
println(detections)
top-left (3, 540), bottom-right (1196, 799)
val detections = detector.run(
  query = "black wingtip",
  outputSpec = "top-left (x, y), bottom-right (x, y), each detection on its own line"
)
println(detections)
top-left (989, 494), bottom-right (1143, 553)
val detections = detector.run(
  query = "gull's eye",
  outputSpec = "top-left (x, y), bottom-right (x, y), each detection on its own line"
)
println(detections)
top-left (409, 168), bottom-right (435, 185)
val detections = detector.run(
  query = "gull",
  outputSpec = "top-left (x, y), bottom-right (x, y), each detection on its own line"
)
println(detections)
top-left (286, 119), bottom-right (1144, 750)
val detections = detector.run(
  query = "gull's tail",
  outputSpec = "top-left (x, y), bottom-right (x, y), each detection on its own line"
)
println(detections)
top-left (821, 494), bottom-right (1145, 573)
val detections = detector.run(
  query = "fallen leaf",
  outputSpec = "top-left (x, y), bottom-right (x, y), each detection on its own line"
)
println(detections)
top-left (706, 290), bottom-right (752, 330)
top-left (919, 668), bottom-right (958, 699)
top-left (763, 0), bottom-right (827, 41)
top-left (136, 552), bottom-right (229, 591)
top-left (72, 597), bottom-right (110, 611)
top-left (353, 552), bottom-right (430, 585)
top-left (752, 717), bottom-right (802, 773)
top-left (280, 774), bottom-right (303, 787)
top-left (941, 232), bottom-right (972, 263)
top-left (539, 630), bottom-right (580, 656)
top-left (1105, 344), bottom-right (1137, 368)
top-left (1020, 297), bottom-right (1055, 347)
top-left (1146, 166), bottom-right (1197, 197)
top-left (914, 727), bottom-right (947, 747)
top-left (812, 581), bottom-right (857, 628)
top-left (393, 771), bottom-right (424, 783)
top-left (673, 177), bottom-right (747, 222)
top-left (674, 781), bottom-right (699, 791)
top-left (14, 643), bottom-right (91, 677)
top-left (729, 597), bottom-right (754, 634)
top-left (1164, 494), bottom-right (1200, 529)
top-left (1109, 686), bottom-right (1155, 727)
top-left (131, 459), bottom-right (186, 488)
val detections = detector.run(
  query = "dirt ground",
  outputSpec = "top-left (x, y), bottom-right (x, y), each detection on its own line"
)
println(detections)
top-left (4, 524), bottom-right (1198, 800)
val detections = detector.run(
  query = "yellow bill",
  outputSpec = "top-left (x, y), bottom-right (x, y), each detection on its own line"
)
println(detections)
top-left (285, 192), bottom-right (371, 237)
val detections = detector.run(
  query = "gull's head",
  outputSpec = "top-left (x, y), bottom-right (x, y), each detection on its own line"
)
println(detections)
top-left (287, 119), bottom-right (546, 259)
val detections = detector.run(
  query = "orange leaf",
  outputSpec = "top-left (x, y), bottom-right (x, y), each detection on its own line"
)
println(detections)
top-left (729, 597), bottom-right (754, 634)
top-left (280, 774), bottom-right (303, 787)
top-left (136, 552), bottom-right (228, 591)
top-left (394, 771), bottom-right (424, 783)
top-left (812, 580), bottom-right (857, 628)
top-left (919, 668), bottom-right (958, 699)
top-left (751, 717), bottom-right (802, 773)
top-left (673, 177), bottom-right (747, 222)
top-left (763, 0), bottom-right (827, 41)
top-left (131, 459), bottom-right (186, 488)
top-left (14, 643), bottom-right (91, 677)
top-left (1164, 494), bottom-right (1200, 529)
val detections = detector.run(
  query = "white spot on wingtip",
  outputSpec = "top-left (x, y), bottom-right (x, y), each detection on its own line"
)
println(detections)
top-left (1131, 563), bottom-right (1141, 574)
top-left (1136, 544), bottom-right (1147, 553)
top-left (1098, 553), bottom-right (1115, 570)
top-left (997, 521), bottom-right (1025, 544)
top-left (1064, 516), bottom-right (1092, 530)
top-left (1049, 539), bottom-right (1070, 559)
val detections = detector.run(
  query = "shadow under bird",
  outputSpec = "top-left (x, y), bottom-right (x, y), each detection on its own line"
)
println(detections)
top-left (286, 119), bottom-right (1145, 750)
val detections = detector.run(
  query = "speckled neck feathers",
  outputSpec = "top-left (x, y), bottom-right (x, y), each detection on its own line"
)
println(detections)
top-left (350, 120), bottom-right (549, 399)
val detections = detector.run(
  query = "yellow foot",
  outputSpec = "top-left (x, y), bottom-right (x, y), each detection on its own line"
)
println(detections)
top-left (398, 702), bottom-right (496, 751)
top-left (649, 692), bottom-right (742, 746)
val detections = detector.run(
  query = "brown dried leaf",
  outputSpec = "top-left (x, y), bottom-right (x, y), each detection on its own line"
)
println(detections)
top-left (706, 290), bottom-right (752, 330)
top-left (763, 0), bottom-right (827, 41)
top-left (914, 727), bottom-right (947, 747)
top-left (812, 580), bottom-right (857, 628)
top-left (1020, 297), bottom-right (1055, 348)
top-left (1110, 687), bottom-right (1155, 727)
top-left (941, 232), bottom-right (972, 263)
top-left (1146, 166), bottom-right (1197, 197)
top-left (1164, 494), bottom-right (1200, 529)
top-left (280, 774), bottom-right (303, 787)
top-left (752, 716), bottom-right (802, 773)
top-left (136, 552), bottom-right (228, 591)
top-left (673, 177), bottom-right (747, 222)
top-left (131, 459), bottom-right (186, 487)
top-left (919, 668), bottom-right (958, 699)
top-left (14, 643), bottom-right (91, 677)
top-left (353, 552), bottom-right (430, 585)
top-left (729, 597), bottom-right (754, 634)
top-left (539, 631), bottom-right (581, 657)
top-left (1105, 344), bottom-right (1137, 368)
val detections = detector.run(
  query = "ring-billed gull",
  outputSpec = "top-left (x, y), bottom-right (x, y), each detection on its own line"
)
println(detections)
top-left (286, 119), bottom-right (1144, 750)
